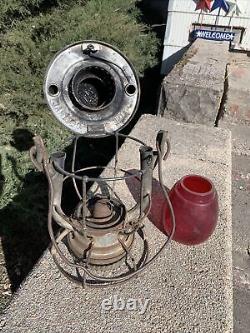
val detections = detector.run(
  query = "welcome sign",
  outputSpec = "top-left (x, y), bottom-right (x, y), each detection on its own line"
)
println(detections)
top-left (192, 29), bottom-right (235, 41)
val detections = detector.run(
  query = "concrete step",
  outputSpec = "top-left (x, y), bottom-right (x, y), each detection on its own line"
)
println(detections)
top-left (220, 124), bottom-right (250, 157)
top-left (220, 62), bottom-right (250, 126)
top-left (161, 39), bottom-right (229, 126)
top-left (231, 154), bottom-right (250, 333)
top-left (0, 115), bottom-right (232, 333)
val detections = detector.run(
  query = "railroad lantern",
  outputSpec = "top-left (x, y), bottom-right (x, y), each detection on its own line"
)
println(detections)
top-left (30, 41), bottom-right (218, 287)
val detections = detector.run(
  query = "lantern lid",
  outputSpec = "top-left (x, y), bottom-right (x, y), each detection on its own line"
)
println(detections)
top-left (44, 41), bottom-right (140, 137)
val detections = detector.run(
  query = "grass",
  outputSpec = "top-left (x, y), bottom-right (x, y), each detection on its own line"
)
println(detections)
top-left (0, 0), bottom-right (159, 309)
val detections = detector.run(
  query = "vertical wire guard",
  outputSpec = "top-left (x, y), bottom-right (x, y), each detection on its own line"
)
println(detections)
top-left (112, 132), bottom-right (119, 193)
top-left (72, 136), bottom-right (82, 200)
top-left (139, 146), bottom-right (154, 220)
top-left (81, 177), bottom-right (88, 234)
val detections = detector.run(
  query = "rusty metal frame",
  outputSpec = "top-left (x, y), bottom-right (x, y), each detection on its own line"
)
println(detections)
top-left (30, 131), bottom-right (175, 287)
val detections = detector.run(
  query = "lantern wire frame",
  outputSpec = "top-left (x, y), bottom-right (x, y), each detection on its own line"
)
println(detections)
top-left (30, 131), bottom-right (176, 287)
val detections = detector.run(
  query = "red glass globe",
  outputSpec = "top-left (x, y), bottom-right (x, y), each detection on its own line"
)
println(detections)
top-left (164, 175), bottom-right (219, 245)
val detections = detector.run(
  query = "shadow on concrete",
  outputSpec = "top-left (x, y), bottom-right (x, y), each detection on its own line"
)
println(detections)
top-left (161, 44), bottom-right (191, 76)
top-left (0, 129), bottom-right (49, 291)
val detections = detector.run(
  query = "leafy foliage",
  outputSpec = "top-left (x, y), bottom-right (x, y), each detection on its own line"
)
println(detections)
top-left (0, 0), bottom-right (88, 32)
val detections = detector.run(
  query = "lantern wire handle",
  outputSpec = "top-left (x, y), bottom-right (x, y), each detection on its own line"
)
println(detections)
top-left (112, 132), bottom-right (119, 193)
top-left (33, 132), bottom-right (176, 286)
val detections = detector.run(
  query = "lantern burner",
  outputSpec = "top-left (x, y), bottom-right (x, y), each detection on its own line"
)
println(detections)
top-left (68, 195), bottom-right (133, 266)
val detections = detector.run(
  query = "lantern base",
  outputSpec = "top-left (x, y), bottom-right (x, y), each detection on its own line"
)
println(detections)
top-left (67, 231), bottom-right (134, 266)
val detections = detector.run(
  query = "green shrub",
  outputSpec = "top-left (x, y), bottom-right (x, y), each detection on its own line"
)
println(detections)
top-left (0, 0), bottom-right (87, 32)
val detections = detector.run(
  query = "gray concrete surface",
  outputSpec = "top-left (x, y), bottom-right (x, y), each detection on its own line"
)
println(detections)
top-left (162, 39), bottom-right (229, 125)
top-left (161, 39), bottom-right (250, 331)
top-left (217, 54), bottom-right (250, 332)
top-left (222, 63), bottom-right (250, 125)
top-left (161, 42), bottom-right (250, 331)
top-left (220, 124), bottom-right (250, 157)
top-left (232, 155), bottom-right (250, 333)
top-left (0, 115), bottom-right (232, 333)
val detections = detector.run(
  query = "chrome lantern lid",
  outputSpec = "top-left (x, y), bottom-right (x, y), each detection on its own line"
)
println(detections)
top-left (44, 41), bottom-right (140, 137)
